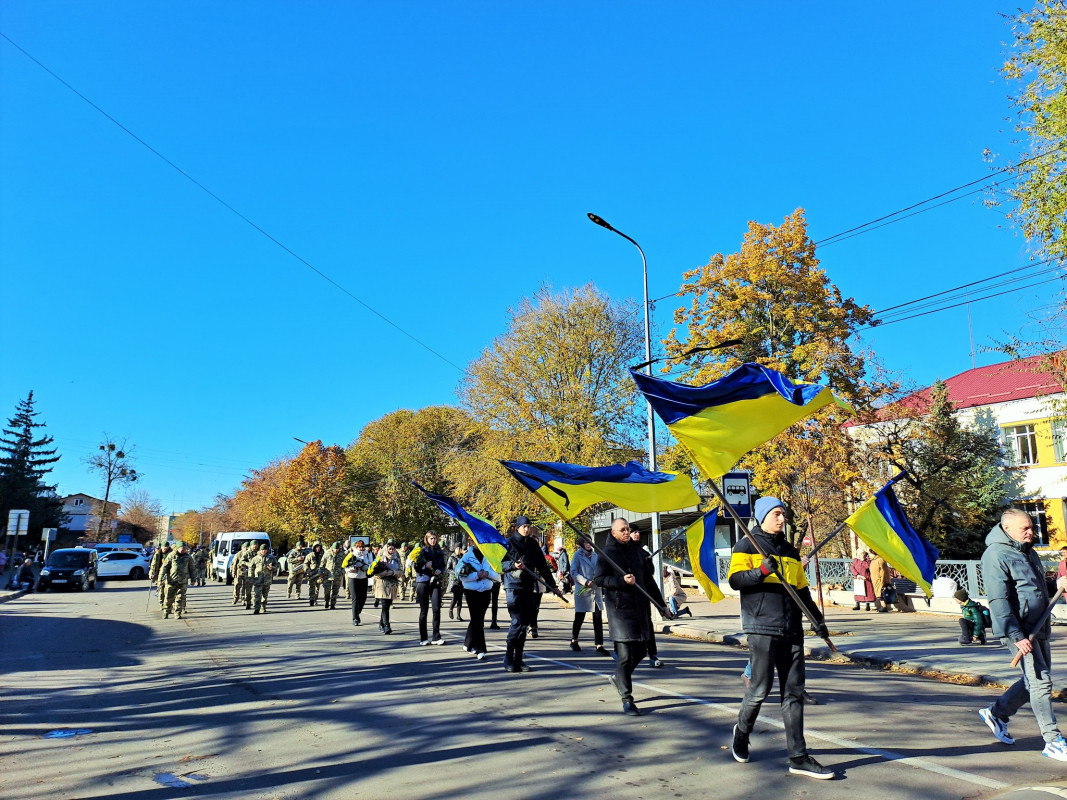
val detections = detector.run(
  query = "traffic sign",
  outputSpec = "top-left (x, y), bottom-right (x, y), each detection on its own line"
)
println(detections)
top-left (6, 509), bottom-right (29, 537)
top-left (803, 535), bottom-right (813, 546)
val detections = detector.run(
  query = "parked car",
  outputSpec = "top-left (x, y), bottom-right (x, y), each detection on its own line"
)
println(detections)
top-left (211, 531), bottom-right (272, 584)
top-left (97, 550), bottom-right (151, 580)
top-left (38, 548), bottom-right (98, 592)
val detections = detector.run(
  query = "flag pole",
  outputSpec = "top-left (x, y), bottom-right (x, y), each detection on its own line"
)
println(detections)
top-left (561, 518), bottom-right (672, 618)
top-left (1010, 587), bottom-right (1065, 668)
top-left (646, 529), bottom-right (686, 560)
top-left (806, 521), bottom-right (848, 560)
top-left (706, 481), bottom-right (836, 652)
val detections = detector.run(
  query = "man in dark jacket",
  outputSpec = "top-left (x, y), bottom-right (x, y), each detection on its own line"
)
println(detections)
top-left (979, 509), bottom-right (1067, 760)
top-left (501, 515), bottom-right (558, 673)
top-left (728, 497), bottom-right (833, 780)
top-left (594, 518), bottom-right (667, 716)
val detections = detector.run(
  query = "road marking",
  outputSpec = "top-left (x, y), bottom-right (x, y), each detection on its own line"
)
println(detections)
top-left (505, 646), bottom-right (1010, 791)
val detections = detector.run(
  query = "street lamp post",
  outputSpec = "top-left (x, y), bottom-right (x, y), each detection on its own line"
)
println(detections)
top-left (587, 213), bottom-right (663, 594)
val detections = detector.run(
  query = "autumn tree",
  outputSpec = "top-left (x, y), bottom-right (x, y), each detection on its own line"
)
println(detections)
top-left (0, 391), bottom-right (65, 544)
top-left (1001, 1), bottom-right (1067, 263)
top-left (453, 284), bottom-right (645, 527)
top-left (665, 210), bottom-right (891, 545)
top-left (83, 435), bottom-right (139, 540)
top-left (118, 489), bottom-right (163, 540)
top-left (347, 406), bottom-right (477, 546)
top-left (853, 381), bottom-right (1014, 558)
top-left (227, 460), bottom-right (289, 539)
top-left (268, 441), bottom-right (351, 546)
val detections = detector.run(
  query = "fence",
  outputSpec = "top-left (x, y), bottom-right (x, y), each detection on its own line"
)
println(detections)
top-left (665, 553), bottom-right (1064, 600)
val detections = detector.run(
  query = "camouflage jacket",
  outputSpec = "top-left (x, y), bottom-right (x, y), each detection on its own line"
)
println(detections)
top-left (165, 553), bottom-right (195, 586)
top-left (251, 553), bottom-right (278, 584)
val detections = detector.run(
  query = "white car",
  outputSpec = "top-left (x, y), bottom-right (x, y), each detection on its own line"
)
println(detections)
top-left (97, 550), bottom-right (151, 580)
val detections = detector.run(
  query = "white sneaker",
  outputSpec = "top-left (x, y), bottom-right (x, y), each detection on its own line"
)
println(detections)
top-left (420, 640), bottom-right (430, 646)
top-left (476, 652), bottom-right (487, 660)
top-left (1044, 737), bottom-right (1067, 761)
top-left (431, 638), bottom-right (445, 645)
top-left (980, 706), bottom-right (1015, 745)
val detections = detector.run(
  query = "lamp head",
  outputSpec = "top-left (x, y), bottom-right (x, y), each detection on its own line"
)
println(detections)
top-left (587, 212), bottom-right (614, 232)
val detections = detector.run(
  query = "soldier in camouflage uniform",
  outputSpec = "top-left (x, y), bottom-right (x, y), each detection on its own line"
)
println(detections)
top-left (232, 542), bottom-right (255, 608)
top-left (251, 543), bottom-right (278, 614)
top-left (149, 541), bottom-right (172, 610)
top-left (163, 541), bottom-right (195, 619)
top-left (304, 541), bottom-right (326, 607)
top-left (193, 546), bottom-right (211, 587)
top-left (286, 538), bottom-right (308, 599)
top-left (322, 541), bottom-right (344, 610)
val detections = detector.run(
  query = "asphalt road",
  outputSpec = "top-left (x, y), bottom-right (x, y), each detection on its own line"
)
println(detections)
top-left (4, 578), bottom-right (1067, 800)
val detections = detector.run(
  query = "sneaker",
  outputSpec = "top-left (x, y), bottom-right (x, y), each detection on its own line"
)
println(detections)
top-left (731, 725), bottom-right (750, 763)
top-left (420, 640), bottom-right (430, 646)
top-left (476, 652), bottom-right (487, 660)
top-left (1043, 737), bottom-right (1067, 761)
top-left (979, 705), bottom-right (1015, 745)
top-left (788, 755), bottom-right (835, 780)
top-left (431, 638), bottom-right (445, 645)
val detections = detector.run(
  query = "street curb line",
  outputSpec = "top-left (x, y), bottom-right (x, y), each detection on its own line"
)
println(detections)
top-left (0, 589), bottom-right (27, 604)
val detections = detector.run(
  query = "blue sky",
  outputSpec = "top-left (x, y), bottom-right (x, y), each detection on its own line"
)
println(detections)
top-left (0, 2), bottom-right (1057, 514)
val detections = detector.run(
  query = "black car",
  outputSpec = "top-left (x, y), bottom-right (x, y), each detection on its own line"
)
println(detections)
top-left (38, 548), bottom-right (98, 591)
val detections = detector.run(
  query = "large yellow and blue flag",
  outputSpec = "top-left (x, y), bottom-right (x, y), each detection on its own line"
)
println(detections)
top-left (499, 460), bottom-right (701, 521)
top-left (685, 508), bottom-right (725, 602)
top-left (412, 483), bottom-right (508, 573)
top-left (630, 364), bottom-right (849, 479)
top-left (845, 475), bottom-right (939, 597)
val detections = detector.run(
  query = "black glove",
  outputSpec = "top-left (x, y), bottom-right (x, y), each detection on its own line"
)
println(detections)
top-left (814, 622), bottom-right (829, 640)
top-left (759, 555), bottom-right (779, 576)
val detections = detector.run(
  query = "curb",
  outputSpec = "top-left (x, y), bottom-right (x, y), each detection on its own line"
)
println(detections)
top-left (0, 589), bottom-right (27, 605)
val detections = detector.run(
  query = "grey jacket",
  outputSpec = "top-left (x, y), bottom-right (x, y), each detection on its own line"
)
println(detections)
top-left (981, 524), bottom-right (1053, 642)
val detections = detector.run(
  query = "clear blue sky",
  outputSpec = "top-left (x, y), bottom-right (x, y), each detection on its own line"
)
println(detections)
top-left (0, 2), bottom-right (1056, 514)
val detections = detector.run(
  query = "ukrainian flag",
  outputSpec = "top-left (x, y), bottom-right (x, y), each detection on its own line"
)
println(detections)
top-left (630, 364), bottom-right (849, 479)
top-left (845, 476), bottom-right (939, 597)
top-left (685, 508), bottom-right (725, 602)
top-left (499, 460), bottom-right (701, 521)
top-left (412, 483), bottom-right (508, 573)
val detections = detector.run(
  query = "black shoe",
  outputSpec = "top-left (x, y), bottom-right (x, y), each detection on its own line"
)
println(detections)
top-left (456, 616), bottom-right (464, 621)
top-left (683, 607), bottom-right (693, 618)
top-left (570, 640), bottom-right (581, 652)
top-left (865, 604), bottom-right (871, 611)
top-left (649, 657), bottom-right (664, 668)
top-left (788, 755), bottom-right (835, 780)
top-left (595, 645), bottom-right (612, 657)
top-left (531, 628), bottom-right (538, 639)
top-left (355, 615), bottom-right (361, 625)
top-left (449, 610), bottom-right (454, 620)
top-left (852, 604), bottom-right (860, 611)
top-left (802, 691), bottom-right (819, 705)
top-left (245, 604), bottom-right (251, 610)
top-left (489, 622), bottom-right (501, 630)
top-left (384, 625), bottom-right (393, 635)
top-left (379, 622), bottom-right (386, 632)
top-left (253, 609), bottom-right (260, 615)
top-left (352, 620), bottom-right (359, 627)
top-left (731, 725), bottom-right (750, 763)
top-left (517, 661), bottom-right (532, 672)
top-left (622, 700), bottom-right (641, 716)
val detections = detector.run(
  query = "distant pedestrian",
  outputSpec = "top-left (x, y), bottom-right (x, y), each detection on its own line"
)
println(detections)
top-left (370, 540), bottom-right (402, 634)
top-left (251, 543), bottom-right (277, 614)
top-left (664, 566), bottom-right (693, 618)
top-left (629, 524), bottom-right (663, 667)
top-left (149, 541), bottom-right (172, 611)
top-left (446, 543), bottom-right (465, 621)
top-left (954, 589), bottom-right (987, 645)
top-left (414, 531), bottom-right (447, 645)
top-left (322, 542), bottom-right (344, 610)
top-left (304, 542), bottom-right (326, 606)
top-left (979, 508), bottom-right (1067, 760)
top-left (456, 543), bottom-right (499, 659)
top-left (287, 537), bottom-right (308, 598)
top-left (163, 542), bottom-right (194, 619)
top-left (501, 515), bottom-right (558, 673)
top-left (850, 551), bottom-right (874, 611)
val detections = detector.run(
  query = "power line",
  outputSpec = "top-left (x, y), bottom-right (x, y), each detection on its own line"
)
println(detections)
top-left (0, 31), bottom-right (464, 373)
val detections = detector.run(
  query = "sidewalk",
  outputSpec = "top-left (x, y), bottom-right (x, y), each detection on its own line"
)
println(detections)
top-left (656, 592), bottom-right (1067, 695)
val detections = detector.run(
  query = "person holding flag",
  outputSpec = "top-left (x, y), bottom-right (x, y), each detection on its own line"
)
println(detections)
top-left (728, 497), bottom-right (834, 780)
top-left (455, 543), bottom-right (499, 660)
top-left (501, 515), bottom-right (559, 673)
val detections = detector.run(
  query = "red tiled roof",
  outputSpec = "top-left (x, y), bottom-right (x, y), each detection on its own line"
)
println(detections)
top-left (848, 353), bottom-right (1065, 426)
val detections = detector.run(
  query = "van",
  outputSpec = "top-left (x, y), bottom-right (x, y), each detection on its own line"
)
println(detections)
top-left (93, 543), bottom-right (147, 557)
top-left (211, 531), bottom-right (272, 584)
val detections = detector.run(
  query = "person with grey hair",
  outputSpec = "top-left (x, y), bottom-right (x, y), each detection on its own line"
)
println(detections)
top-left (979, 508), bottom-right (1067, 760)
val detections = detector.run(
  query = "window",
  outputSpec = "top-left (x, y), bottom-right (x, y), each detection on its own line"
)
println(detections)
top-left (1004, 424), bottom-right (1039, 465)
top-left (1013, 500), bottom-right (1050, 546)
top-left (73, 498), bottom-right (83, 507)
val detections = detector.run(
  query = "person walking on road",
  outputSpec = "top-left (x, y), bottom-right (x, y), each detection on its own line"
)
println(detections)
top-left (163, 541), bottom-right (195, 619)
top-left (593, 518), bottom-right (666, 716)
top-left (446, 543), bottom-right (465, 621)
top-left (251, 543), bottom-right (277, 614)
top-left (232, 542), bottom-right (255, 608)
top-left (629, 523), bottom-right (664, 668)
top-left (456, 543), bottom-right (499, 659)
top-left (304, 542), bottom-right (326, 607)
top-left (979, 508), bottom-right (1067, 760)
top-left (286, 538), bottom-right (308, 599)
top-left (370, 540), bottom-right (402, 634)
top-left (414, 531), bottom-right (447, 645)
top-left (149, 541), bottom-right (172, 611)
top-left (728, 497), bottom-right (834, 780)
top-left (322, 541), bottom-right (344, 610)
top-left (570, 536), bottom-right (609, 655)
top-left (342, 539), bottom-right (374, 626)
top-left (501, 515), bottom-right (558, 673)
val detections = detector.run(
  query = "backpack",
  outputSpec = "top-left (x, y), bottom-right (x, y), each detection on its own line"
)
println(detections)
top-left (979, 603), bottom-right (993, 630)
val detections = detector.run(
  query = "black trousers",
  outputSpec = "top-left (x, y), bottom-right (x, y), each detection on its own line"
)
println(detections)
top-left (490, 580), bottom-right (501, 624)
top-left (613, 640), bottom-right (648, 703)
top-left (349, 577), bottom-right (368, 622)
top-left (572, 609), bottom-right (604, 646)
top-left (506, 589), bottom-right (537, 651)
top-left (738, 633), bottom-right (807, 758)
top-left (379, 598), bottom-right (392, 628)
top-left (959, 617), bottom-right (986, 644)
top-left (450, 583), bottom-right (464, 614)
top-left (463, 588), bottom-right (491, 653)
top-left (417, 581), bottom-right (443, 641)
top-left (531, 592), bottom-right (544, 629)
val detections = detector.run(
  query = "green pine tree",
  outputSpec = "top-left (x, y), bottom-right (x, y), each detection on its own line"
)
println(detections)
top-left (0, 391), bottom-right (67, 544)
